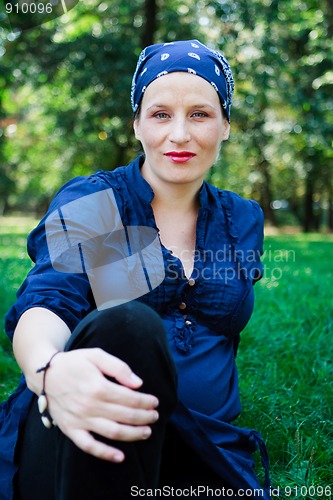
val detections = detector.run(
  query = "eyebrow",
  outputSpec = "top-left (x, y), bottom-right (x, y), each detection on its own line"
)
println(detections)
top-left (146, 103), bottom-right (216, 111)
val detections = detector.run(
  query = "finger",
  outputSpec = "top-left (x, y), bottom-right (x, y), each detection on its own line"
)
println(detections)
top-left (84, 402), bottom-right (159, 426)
top-left (69, 429), bottom-right (125, 463)
top-left (89, 378), bottom-right (159, 410)
top-left (90, 348), bottom-right (145, 389)
top-left (88, 418), bottom-right (152, 443)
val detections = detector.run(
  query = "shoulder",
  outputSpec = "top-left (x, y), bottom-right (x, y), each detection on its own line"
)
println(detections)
top-left (42, 161), bottom-right (142, 225)
top-left (220, 189), bottom-right (264, 244)
top-left (206, 184), bottom-right (264, 260)
top-left (221, 189), bottom-right (264, 226)
top-left (205, 183), bottom-right (264, 227)
top-left (213, 187), bottom-right (265, 281)
top-left (47, 169), bottom-right (122, 211)
top-left (27, 164), bottom-right (133, 260)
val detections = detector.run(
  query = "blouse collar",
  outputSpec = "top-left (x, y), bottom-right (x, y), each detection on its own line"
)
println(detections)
top-left (128, 154), bottom-right (210, 209)
top-left (129, 155), bottom-right (155, 204)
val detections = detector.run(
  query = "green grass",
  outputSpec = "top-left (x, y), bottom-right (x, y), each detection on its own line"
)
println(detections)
top-left (236, 233), bottom-right (333, 497)
top-left (0, 216), bottom-right (36, 398)
top-left (1, 219), bottom-right (332, 498)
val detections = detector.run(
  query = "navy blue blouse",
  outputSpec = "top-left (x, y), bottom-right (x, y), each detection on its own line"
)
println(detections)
top-left (0, 156), bottom-right (270, 499)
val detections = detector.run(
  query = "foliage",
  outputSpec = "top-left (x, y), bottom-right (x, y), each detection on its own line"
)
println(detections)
top-left (0, 0), bottom-right (332, 227)
top-left (205, 0), bottom-right (333, 229)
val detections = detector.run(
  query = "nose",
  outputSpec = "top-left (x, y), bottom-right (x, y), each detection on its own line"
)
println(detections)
top-left (168, 116), bottom-right (191, 144)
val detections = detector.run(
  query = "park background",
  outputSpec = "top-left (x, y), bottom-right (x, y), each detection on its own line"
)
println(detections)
top-left (0, 0), bottom-right (332, 498)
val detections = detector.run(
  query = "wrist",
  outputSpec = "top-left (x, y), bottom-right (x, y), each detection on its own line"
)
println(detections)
top-left (36, 351), bottom-right (62, 428)
top-left (24, 349), bottom-right (63, 395)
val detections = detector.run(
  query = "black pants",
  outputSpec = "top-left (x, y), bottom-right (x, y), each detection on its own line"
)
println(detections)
top-left (15, 302), bottom-right (223, 499)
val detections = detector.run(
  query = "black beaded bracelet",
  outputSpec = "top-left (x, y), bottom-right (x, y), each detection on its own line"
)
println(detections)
top-left (36, 351), bottom-right (61, 429)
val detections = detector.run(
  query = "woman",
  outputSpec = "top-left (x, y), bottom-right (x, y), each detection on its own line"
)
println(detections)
top-left (0, 40), bottom-right (270, 499)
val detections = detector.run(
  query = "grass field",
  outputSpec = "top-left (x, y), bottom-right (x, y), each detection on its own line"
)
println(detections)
top-left (0, 217), bottom-right (332, 498)
top-left (235, 233), bottom-right (333, 497)
top-left (0, 217), bottom-right (36, 398)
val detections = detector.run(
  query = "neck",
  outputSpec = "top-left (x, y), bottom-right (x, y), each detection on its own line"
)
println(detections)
top-left (153, 184), bottom-right (201, 214)
top-left (141, 167), bottom-right (202, 214)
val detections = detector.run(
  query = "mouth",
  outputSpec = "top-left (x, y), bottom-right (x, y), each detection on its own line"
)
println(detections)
top-left (164, 151), bottom-right (196, 163)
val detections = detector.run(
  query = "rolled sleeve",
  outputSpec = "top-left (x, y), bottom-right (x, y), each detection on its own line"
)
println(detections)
top-left (4, 174), bottom-right (111, 341)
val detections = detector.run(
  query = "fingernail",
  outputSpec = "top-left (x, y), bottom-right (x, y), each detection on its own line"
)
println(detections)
top-left (113, 453), bottom-right (124, 463)
top-left (143, 427), bottom-right (151, 439)
top-left (152, 411), bottom-right (159, 422)
top-left (130, 373), bottom-right (143, 384)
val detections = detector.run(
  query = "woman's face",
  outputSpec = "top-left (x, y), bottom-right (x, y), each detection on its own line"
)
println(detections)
top-left (134, 72), bottom-right (230, 188)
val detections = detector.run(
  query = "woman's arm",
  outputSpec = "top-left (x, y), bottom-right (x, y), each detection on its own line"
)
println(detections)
top-left (12, 307), bottom-right (159, 463)
top-left (13, 307), bottom-right (71, 395)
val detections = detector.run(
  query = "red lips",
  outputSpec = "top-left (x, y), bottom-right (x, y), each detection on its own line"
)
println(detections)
top-left (164, 151), bottom-right (196, 163)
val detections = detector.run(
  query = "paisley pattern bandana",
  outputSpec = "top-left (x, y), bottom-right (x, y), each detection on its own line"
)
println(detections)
top-left (131, 40), bottom-right (234, 122)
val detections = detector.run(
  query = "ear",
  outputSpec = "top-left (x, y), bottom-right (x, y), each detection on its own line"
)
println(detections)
top-left (133, 119), bottom-right (141, 141)
top-left (221, 120), bottom-right (230, 141)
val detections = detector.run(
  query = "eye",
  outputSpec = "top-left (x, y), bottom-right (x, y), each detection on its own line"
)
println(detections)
top-left (154, 112), bottom-right (169, 119)
top-left (192, 111), bottom-right (208, 118)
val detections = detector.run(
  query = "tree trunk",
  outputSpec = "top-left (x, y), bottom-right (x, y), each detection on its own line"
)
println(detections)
top-left (141, 0), bottom-right (157, 48)
top-left (303, 174), bottom-right (315, 232)
top-left (0, 94), bottom-right (9, 215)
top-left (328, 182), bottom-right (333, 231)
top-left (288, 198), bottom-right (303, 226)
top-left (258, 159), bottom-right (276, 225)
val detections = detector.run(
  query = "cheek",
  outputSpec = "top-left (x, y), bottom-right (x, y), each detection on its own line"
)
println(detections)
top-left (199, 127), bottom-right (222, 151)
top-left (136, 123), bottom-right (161, 149)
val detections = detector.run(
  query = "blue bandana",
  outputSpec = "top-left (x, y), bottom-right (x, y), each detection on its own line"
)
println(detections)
top-left (131, 40), bottom-right (234, 122)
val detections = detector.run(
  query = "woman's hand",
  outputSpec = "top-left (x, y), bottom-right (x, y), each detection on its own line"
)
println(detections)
top-left (13, 308), bottom-right (159, 462)
top-left (42, 348), bottom-right (159, 463)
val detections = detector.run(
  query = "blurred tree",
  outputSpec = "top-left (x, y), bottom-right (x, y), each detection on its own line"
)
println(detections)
top-left (0, 0), bottom-right (332, 231)
top-left (141, 0), bottom-right (156, 46)
top-left (0, 0), bottom-right (199, 214)
top-left (277, 0), bottom-right (333, 231)
top-left (0, 45), bottom-right (16, 214)
top-left (205, 0), bottom-right (333, 230)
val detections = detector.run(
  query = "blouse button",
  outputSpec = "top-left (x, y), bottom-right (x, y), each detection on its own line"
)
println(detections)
top-left (188, 278), bottom-right (196, 286)
top-left (179, 302), bottom-right (187, 310)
